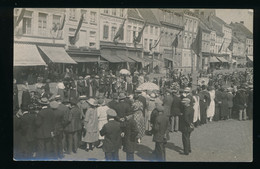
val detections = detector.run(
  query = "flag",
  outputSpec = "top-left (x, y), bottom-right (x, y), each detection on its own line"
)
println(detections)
top-left (70, 14), bottom-right (84, 45)
top-left (245, 47), bottom-right (248, 56)
top-left (15, 8), bottom-right (26, 28)
top-left (133, 21), bottom-right (147, 46)
top-left (150, 34), bottom-right (162, 51)
top-left (113, 18), bottom-right (126, 43)
top-left (59, 14), bottom-right (66, 30)
top-left (218, 39), bottom-right (225, 53)
top-left (228, 39), bottom-right (233, 51)
top-left (191, 26), bottom-right (202, 56)
top-left (171, 35), bottom-right (178, 54)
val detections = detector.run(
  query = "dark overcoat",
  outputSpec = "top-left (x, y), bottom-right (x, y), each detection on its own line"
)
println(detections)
top-left (122, 118), bottom-right (139, 153)
top-left (100, 120), bottom-right (122, 153)
top-left (171, 95), bottom-right (182, 116)
top-left (63, 105), bottom-right (82, 133)
top-left (152, 114), bottom-right (169, 143)
top-left (179, 106), bottom-right (194, 133)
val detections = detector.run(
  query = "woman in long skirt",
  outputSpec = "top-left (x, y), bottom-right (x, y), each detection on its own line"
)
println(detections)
top-left (207, 86), bottom-right (215, 122)
top-left (132, 100), bottom-right (145, 144)
top-left (82, 98), bottom-right (99, 151)
top-left (192, 89), bottom-right (200, 127)
top-left (96, 98), bottom-right (109, 148)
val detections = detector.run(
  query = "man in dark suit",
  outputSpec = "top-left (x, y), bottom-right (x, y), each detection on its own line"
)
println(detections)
top-left (107, 93), bottom-right (119, 113)
top-left (171, 89), bottom-right (182, 132)
top-left (63, 98), bottom-right (82, 154)
top-left (100, 109), bottom-right (122, 161)
top-left (198, 85), bottom-right (210, 124)
top-left (214, 85), bottom-right (223, 121)
top-left (179, 98), bottom-right (194, 155)
top-left (114, 93), bottom-right (131, 123)
top-left (152, 105), bottom-right (169, 161)
top-left (35, 98), bottom-right (56, 159)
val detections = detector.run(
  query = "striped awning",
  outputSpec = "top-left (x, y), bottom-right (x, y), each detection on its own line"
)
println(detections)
top-left (38, 46), bottom-right (77, 64)
top-left (216, 57), bottom-right (228, 63)
top-left (14, 43), bottom-right (46, 66)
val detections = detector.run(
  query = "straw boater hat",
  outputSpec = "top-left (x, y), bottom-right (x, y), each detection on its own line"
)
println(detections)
top-left (79, 76), bottom-right (83, 80)
top-left (87, 98), bottom-right (98, 106)
top-left (38, 97), bottom-right (50, 105)
top-left (106, 109), bottom-right (117, 117)
top-left (95, 75), bottom-right (99, 79)
top-left (134, 71), bottom-right (139, 74)
top-left (150, 93), bottom-right (156, 101)
top-left (85, 75), bottom-right (90, 79)
top-left (50, 101), bottom-right (59, 109)
top-left (54, 95), bottom-right (61, 101)
top-left (79, 95), bottom-right (87, 100)
top-left (119, 93), bottom-right (126, 100)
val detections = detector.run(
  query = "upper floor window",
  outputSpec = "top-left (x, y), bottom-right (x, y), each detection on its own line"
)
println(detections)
top-left (111, 26), bottom-right (117, 40)
top-left (22, 10), bottom-right (33, 35)
top-left (103, 9), bottom-right (109, 14)
top-left (150, 26), bottom-right (153, 34)
top-left (90, 31), bottom-right (96, 38)
top-left (69, 9), bottom-right (76, 20)
top-left (103, 25), bottom-right (109, 40)
top-left (90, 11), bottom-right (97, 23)
top-left (38, 13), bottom-right (48, 36)
top-left (119, 9), bottom-right (124, 17)
top-left (112, 9), bottom-right (117, 16)
top-left (81, 9), bottom-right (87, 22)
top-left (53, 15), bottom-right (61, 30)
top-left (155, 27), bottom-right (158, 36)
top-left (144, 39), bottom-right (148, 50)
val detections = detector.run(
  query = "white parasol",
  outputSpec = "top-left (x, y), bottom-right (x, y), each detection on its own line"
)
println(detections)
top-left (119, 69), bottom-right (130, 75)
top-left (137, 82), bottom-right (160, 91)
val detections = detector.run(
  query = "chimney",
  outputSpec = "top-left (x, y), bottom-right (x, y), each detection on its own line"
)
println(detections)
top-left (240, 21), bottom-right (244, 24)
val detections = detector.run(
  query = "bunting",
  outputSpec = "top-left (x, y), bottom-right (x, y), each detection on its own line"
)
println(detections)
top-left (228, 38), bottom-right (233, 51)
top-left (191, 25), bottom-right (202, 56)
top-left (133, 21), bottom-right (147, 47)
top-left (218, 38), bottom-right (225, 53)
top-left (150, 34), bottom-right (162, 51)
top-left (69, 14), bottom-right (84, 45)
top-left (113, 18), bottom-right (126, 44)
top-left (14, 8), bottom-right (26, 28)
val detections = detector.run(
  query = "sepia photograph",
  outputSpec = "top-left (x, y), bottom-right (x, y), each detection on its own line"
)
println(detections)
top-left (13, 8), bottom-right (253, 162)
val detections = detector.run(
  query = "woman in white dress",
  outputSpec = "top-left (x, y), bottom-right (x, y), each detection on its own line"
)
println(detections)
top-left (96, 98), bottom-right (109, 148)
top-left (56, 79), bottom-right (65, 101)
top-left (207, 86), bottom-right (215, 122)
top-left (192, 89), bottom-right (200, 126)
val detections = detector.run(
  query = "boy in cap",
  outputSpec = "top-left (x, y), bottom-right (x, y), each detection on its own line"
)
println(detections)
top-left (100, 109), bottom-right (122, 161)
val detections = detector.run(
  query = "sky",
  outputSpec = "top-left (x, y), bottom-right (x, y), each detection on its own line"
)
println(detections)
top-left (215, 9), bottom-right (253, 33)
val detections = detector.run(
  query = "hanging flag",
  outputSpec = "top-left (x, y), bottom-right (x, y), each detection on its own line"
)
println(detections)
top-left (228, 38), bottom-right (233, 51)
top-left (171, 35), bottom-right (178, 54)
top-left (133, 21), bottom-right (147, 46)
top-left (113, 18), bottom-right (126, 44)
top-left (191, 25), bottom-right (202, 56)
top-left (14, 8), bottom-right (26, 28)
top-left (150, 34), bottom-right (162, 51)
top-left (218, 39), bottom-right (225, 53)
top-left (59, 14), bottom-right (66, 30)
top-left (245, 47), bottom-right (248, 56)
top-left (70, 14), bottom-right (84, 45)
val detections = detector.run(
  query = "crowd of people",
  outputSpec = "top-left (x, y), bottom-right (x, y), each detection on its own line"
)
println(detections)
top-left (13, 68), bottom-right (253, 161)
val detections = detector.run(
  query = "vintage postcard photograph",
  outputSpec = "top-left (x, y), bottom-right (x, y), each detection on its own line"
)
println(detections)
top-left (13, 8), bottom-right (253, 162)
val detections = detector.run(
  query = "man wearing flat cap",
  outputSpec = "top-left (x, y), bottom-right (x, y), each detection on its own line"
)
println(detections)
top-left (100, 109), bottom-right (122, 161)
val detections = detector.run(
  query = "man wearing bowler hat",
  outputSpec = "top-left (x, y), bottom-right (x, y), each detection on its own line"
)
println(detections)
top-left (100, 109), bottom-right (122, 161)
top-left (115, 93), bottom-right (131, 124)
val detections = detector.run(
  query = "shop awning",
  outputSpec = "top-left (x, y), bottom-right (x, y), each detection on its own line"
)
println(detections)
top-left (232, 59), bottom-right (237, 63)
top-left (127, 53), bottom-right (144, 63)
top-left (116, 50), bottom-right (135, 63)
top-left (164, 57), bottom-right (174, 62)
top-left (247, 56), bottom-right (253, 62)
top-left (71, 56), bottom-right (107, 63)
top-left (14, 43), bottom-right (47, 66)
top-left (38, 46), bottom-right (77, 64)
top-left (209, 56), bottom-right (220, 63)
top-left (101, 49), bottom-right (125, 63)
top-left (216, 57), bottom-right (228, 63)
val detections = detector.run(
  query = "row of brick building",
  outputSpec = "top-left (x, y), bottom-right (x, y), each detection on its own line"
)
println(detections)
top-left (14, 8), bottom-right (253, 76)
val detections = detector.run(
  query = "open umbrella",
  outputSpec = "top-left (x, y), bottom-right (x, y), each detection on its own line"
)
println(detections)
top-left (137, 82), bottom-right (159, 91)
top-left (119, 69), bottom-right (130, 75)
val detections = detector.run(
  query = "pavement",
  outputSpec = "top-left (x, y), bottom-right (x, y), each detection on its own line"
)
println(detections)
top-left (60, 119), bottom-right (252, 162)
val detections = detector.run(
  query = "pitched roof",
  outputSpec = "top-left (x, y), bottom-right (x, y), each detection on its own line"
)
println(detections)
top-left (137, 9), bottom-right (160, 26)
top-left (231, 22), bottom-right (253, 39)
top-left (127, 9), bottom-right (144, 21)
top-left (211, 15), bottom-right (232, 29)
top-left (198, 15), bottom-right (224, 37)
